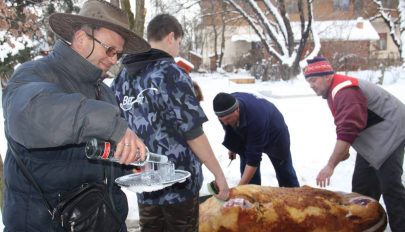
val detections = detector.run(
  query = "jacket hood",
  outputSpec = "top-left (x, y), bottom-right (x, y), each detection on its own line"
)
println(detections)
top-left (122, 48), bottom-right (173, 76)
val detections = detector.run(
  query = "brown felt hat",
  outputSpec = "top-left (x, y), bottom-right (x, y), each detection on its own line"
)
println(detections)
top-left (48, 0), bottom-right (150, 54)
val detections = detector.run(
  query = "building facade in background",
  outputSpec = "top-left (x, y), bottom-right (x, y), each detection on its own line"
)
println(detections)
top-left (197, 0), bottom-right (401, 73)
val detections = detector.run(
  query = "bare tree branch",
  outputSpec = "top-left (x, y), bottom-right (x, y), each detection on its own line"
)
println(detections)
top-left (224, 0), bottom-right (276, 59)
top-left (372, 0), bottom-right (401, 50)
top-left (223, 0), bottom-right (315, 80)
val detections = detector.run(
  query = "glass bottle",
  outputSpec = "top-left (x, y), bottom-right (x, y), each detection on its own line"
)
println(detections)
top-left (85, 138), bottom-right (168, 166)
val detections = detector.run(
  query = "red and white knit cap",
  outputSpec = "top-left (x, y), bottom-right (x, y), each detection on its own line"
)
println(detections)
top-left (304, 56), bottom-right (335, 78)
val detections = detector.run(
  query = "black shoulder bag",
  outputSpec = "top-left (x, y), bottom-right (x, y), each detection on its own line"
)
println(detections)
top-left (8, 140), bottom-right (123, 232)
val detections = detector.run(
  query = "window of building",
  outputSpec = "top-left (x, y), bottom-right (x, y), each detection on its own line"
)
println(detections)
top-left (333, 0), bottom-right (350, 10)
top-left (375, 33), bottom-right (387, 50)
top-left (286, 0), bottom-right (298, 13)
top-left (354, 0), bottom-right (363, 17)
top-left (385, 0), bottom-right (397, 8)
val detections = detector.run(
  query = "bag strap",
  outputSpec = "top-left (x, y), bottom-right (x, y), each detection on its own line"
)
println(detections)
top-left (7, 138), bottom-right (54, 217)
top-left (108, 162), bottom-right (117, 211)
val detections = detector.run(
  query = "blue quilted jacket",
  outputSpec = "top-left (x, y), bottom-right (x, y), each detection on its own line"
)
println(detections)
top-left (2, 41), bottom-right (130, 231)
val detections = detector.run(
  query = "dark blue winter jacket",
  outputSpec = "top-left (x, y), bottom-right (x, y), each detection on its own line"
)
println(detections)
top-left (222, 92), bottom-right (291, 167)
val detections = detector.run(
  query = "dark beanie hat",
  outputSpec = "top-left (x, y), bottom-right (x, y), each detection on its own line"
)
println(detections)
top-left (304, 56), bottom-right (335, 78)
top-left (213, 92), bottom-right (239, 117)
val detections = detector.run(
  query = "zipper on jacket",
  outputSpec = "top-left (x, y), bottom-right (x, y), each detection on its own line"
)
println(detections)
top-left (95, 78), bottom-right (102, 100)
top-left (70, 221), bottom-right (75, 231)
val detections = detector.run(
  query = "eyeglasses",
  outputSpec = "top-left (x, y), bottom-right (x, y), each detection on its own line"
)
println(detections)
top-left (85, 33), bottom-right (123, 60)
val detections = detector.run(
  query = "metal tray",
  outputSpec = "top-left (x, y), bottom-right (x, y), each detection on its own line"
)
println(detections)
top-left (115, 170), bottom-right (191, 193)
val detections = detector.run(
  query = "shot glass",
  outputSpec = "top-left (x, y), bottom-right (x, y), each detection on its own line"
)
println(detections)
top-left (167, 161), bottom-right (175, 181)
top-left (141, 162), bottom-right (154, 186)
top-left (158, 161), bottom-right (175, 182)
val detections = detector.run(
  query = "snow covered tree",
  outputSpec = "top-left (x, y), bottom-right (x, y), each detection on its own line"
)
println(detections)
top-left (399, 0), bottom-right (405, 64)
top-left (200, 0), bottom-right (229, 70)
top-left (0, 0), bottom-right (77, 87)
top-left (149, 0), bottom-right (202, 60)
top-left (1, 0), bottom-right (43, 86)
top-left (372, 0), bottom-right (404, 65)
top-left (223, 0), bottom-right (318, 80)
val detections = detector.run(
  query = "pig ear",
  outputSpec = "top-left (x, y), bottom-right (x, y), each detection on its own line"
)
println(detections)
top-left (347, 196), bottom-right (387, 232)
top-left (349, 196), bottom-right (373, 206)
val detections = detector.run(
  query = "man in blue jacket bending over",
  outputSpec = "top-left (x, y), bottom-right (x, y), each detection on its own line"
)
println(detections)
top-left (213, 92), bottom-right (299, 187)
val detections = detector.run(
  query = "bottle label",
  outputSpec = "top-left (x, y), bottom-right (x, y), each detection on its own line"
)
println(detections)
top-left (101, 142), bottom-right (111, 159)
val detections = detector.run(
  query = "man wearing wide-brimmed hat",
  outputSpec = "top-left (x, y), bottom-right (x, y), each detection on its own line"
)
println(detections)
top-left (48, 0), bottom-right (150, 74)
top-left (2, 0), bottom-right (150, 231)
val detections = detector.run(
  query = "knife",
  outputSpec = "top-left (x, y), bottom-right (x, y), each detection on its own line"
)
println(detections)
top-left (227, 159), bottom-right (233, 168)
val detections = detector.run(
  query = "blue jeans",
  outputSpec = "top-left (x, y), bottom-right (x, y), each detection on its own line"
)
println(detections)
top-left (239, 152), bottom-right (299, 187)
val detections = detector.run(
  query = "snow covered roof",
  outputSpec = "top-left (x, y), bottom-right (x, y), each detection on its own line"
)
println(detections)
top-left (231, 34), bottom-right (261, 43)
top-left (230, 26), bottom-right (261, 43)
top-left (230, 18), bottom-right (379, 44)
top-left (189, 50), bottom-right (203, 58)
top-left (302, 18), bottom-right (380, 41)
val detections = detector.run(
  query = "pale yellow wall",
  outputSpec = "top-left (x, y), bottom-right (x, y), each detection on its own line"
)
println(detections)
top-left (201, 26), bottom-right (256, 69)
top-left (370, 18), bottom-right (401, 59)
top-left (222, 40), bottom-right (252, 66)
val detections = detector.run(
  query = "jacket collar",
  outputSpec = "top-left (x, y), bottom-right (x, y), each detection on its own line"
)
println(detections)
top-left (122, 48), bottom-right (173, 76)
top-left (237, 100), bottom-right (247, 128)
top-left (51, 40), bottom-right (103, 84)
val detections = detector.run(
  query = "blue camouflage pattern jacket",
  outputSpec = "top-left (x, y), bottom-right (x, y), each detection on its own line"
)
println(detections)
top-left (112, 49), bottom-right (207, 205)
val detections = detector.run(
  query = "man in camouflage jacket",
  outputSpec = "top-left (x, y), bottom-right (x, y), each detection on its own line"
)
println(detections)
top-left (113, 14), bottom-right (229, 232)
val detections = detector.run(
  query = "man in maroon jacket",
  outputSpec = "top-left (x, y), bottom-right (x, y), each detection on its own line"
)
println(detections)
top-left (304, 56), bottom-right (405, 232)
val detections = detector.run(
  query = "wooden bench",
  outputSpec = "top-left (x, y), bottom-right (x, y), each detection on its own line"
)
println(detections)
top-left (229, 78), bottom-right (255, 84)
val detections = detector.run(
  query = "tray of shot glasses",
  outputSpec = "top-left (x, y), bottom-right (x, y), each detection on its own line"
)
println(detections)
top-left (115, 162), bottom-right (191, 193)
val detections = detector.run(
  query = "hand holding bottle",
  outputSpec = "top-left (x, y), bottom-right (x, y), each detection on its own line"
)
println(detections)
top-left (115, 129), bottom-right (146, 164)
top-left (85, 135), bottom-right (168, 166)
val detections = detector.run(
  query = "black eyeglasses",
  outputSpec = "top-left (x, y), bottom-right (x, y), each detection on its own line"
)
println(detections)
top-left (85, 33), bottom-right (123, 60)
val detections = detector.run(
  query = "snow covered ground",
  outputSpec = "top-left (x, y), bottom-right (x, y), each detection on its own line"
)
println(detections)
top-left (1, 68), bottom-right (405, 231)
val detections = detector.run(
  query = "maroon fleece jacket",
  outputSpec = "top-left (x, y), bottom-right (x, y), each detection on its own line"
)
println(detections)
top-left (327, 86), bottom-right (368, 144)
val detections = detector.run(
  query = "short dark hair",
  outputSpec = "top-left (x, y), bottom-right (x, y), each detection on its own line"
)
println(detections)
top-left (71, 24), bottom-right (100, 41)
top-left (192, 81), bottom-right (204, 102)
top-left (147, 14), bottom-right (184, 42)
